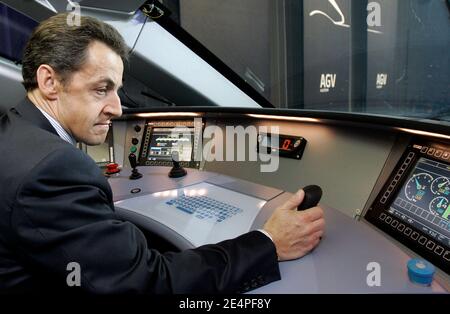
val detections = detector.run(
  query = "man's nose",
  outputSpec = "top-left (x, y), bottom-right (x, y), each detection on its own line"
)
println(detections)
top-left (104, 91), bottom-right (122, 118)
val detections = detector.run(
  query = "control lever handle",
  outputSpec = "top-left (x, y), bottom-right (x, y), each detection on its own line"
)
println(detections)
top-left (128, 153), bottom-right (138, 169)
top-left (128, 153), bottom-right (142, 180)
top-left (169, 151), bottom-right (187, 178)
top-left (297, 185), bottom-right (322, 211)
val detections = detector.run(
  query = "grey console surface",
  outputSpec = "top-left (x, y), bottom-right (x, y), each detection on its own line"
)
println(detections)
top-left (111, 167), bottom-right (284, 250)
top-left (250, 203), bottom-right (447, 293)
top-left (109, 167), bottom-right (220, 202)
top-left (109, 167), bottom-right (447, 293)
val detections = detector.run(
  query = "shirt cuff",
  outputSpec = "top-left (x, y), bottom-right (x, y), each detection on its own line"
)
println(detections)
top-left (257, 229), bottom-right (274, 243)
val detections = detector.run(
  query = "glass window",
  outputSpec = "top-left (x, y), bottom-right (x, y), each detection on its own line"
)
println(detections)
top-left (0, 3), bottom-right (38, 63)
top-left (159, 0), bottom-right (450, 121)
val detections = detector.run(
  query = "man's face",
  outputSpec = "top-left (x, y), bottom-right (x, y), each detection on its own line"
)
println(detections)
top-left (56, 41), bottom-right (124, 145)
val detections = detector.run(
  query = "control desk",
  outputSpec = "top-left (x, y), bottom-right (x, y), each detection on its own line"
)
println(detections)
top-left (109, 167), bottom-right (446, 293)
top-left (99, 111), bottom-right (449, 293)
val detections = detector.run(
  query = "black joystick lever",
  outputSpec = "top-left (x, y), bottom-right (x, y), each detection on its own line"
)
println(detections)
top-left (128, 153), bottom-right (143, 180)
top-left (168, 151), bottom-right (187, 178)
top-left (297, 185), bottom-right (322, 211)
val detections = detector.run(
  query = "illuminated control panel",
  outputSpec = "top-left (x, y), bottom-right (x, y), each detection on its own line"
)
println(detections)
top-left (136, 120), bottom-right (203, 168)
top-left (115, 182), bottom-right (266, 247)
top-left (365, 139), bottom-right (450, 275)
top-left (147, 127), bottom-right (194, 162)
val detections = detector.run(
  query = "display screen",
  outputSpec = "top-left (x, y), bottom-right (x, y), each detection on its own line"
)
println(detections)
top-left (389, 157), bottom-right (450, 247)
top-left (365, 141), bottom-right (450, 275)
top-left (147, 127), bottom-right (194, 162)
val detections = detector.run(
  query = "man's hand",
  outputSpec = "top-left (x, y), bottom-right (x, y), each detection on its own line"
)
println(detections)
top-left (263, 189), bottom-right (325, 261)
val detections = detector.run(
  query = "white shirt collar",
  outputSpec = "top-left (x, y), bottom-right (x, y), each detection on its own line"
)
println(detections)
top-left (36, 107), bottom-right (77, 146)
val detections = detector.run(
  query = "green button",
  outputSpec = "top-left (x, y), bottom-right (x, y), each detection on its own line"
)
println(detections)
top-left (130, 146), bottom-right (137, 153)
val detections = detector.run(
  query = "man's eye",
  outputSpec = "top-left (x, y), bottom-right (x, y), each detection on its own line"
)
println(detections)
top-left (96, 89), bottom-right (107, 96)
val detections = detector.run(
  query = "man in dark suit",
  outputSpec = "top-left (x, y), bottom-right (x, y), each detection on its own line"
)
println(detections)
top-left (0, 13), bottom-right (325, 294)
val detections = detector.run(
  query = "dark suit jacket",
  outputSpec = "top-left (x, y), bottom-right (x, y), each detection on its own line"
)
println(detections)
top-left (0, 98), bottom-right (280, 294)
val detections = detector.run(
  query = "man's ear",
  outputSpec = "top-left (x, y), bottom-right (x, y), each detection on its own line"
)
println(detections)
top-left (35, 64), bottom-right (61, 101)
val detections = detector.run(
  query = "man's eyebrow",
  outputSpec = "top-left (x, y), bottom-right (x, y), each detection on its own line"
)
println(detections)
top-left (95, 78), bottom-right (122, 89)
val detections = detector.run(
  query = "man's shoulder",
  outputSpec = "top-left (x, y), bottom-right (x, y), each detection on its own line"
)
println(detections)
top-left (1, 108), bottom-right (75, 161)
top-left (0, 110), bottom-right (103, 202)
top-left (34, 145), bottom-right (100, 177)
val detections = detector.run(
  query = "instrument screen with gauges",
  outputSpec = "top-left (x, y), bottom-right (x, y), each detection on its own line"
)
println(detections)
top-left (365, 139), bottom-right (450, 275)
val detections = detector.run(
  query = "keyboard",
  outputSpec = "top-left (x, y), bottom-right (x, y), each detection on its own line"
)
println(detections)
top-left (166, 195), bottom-right (244, 223)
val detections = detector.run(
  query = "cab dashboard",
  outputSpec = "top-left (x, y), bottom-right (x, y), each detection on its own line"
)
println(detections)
top-left (0, 0), bottom-right (448, 295)
top-left (84, 107), bottom-right (450, 292)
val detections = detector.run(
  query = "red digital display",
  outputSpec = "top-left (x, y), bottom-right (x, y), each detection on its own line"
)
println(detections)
top-left (281, 139), bottom-right (294, 151)
top-left (257, 133), bottom-right (307, 159)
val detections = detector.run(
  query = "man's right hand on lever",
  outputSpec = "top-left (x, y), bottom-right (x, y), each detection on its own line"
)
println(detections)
top-left (263, 189), bottom-right (325, 261)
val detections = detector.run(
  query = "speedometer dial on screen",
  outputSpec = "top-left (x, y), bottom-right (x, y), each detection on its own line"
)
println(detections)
top-left (431, 177), bottom-right (450, 196)
top-left (405, 173), bottom-right (433, 202)
top-left (429, 197), bottom-right (449, 219)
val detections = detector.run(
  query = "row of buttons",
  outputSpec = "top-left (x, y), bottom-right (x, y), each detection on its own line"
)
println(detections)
top-left (381, 152), bottom-right (415, 204)
top-left (420, 146), bottom-right (450, 160)
top-left (145, 161), bottom-right (194, 167)
top-left (379, 213), bottom-right (450, 261)
top-left (129, 125), bottom-right (143, 159)
top-left (394, 198), bottom-right (450, 232)
top-left (141, 131), bottom-right (151, 158)
top-left (150, 121), bottom-right (195, 127)
top-left (146, 161), bottom-right (173, 166)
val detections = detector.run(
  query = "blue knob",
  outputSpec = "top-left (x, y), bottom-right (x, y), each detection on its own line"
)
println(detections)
top-left (407, 258), bottom-right (435, 286)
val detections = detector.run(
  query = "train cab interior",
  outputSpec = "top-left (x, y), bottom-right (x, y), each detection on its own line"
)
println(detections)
top-left (0, 0), bottom-right (449, 293)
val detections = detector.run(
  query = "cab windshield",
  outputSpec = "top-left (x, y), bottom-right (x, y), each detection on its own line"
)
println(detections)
top-left (159, 0), bottom-right (450, 121)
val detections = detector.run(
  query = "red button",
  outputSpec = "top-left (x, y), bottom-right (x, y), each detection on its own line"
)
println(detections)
top-left (106, 163), bottom-right (120, 174)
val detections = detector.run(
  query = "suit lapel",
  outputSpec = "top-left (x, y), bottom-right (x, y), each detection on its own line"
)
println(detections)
top-left (12, 98), bottom-right (59, 136)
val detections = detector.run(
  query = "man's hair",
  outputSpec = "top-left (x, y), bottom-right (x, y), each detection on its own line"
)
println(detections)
top-left (22, 13), bottom-right (129, 91)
